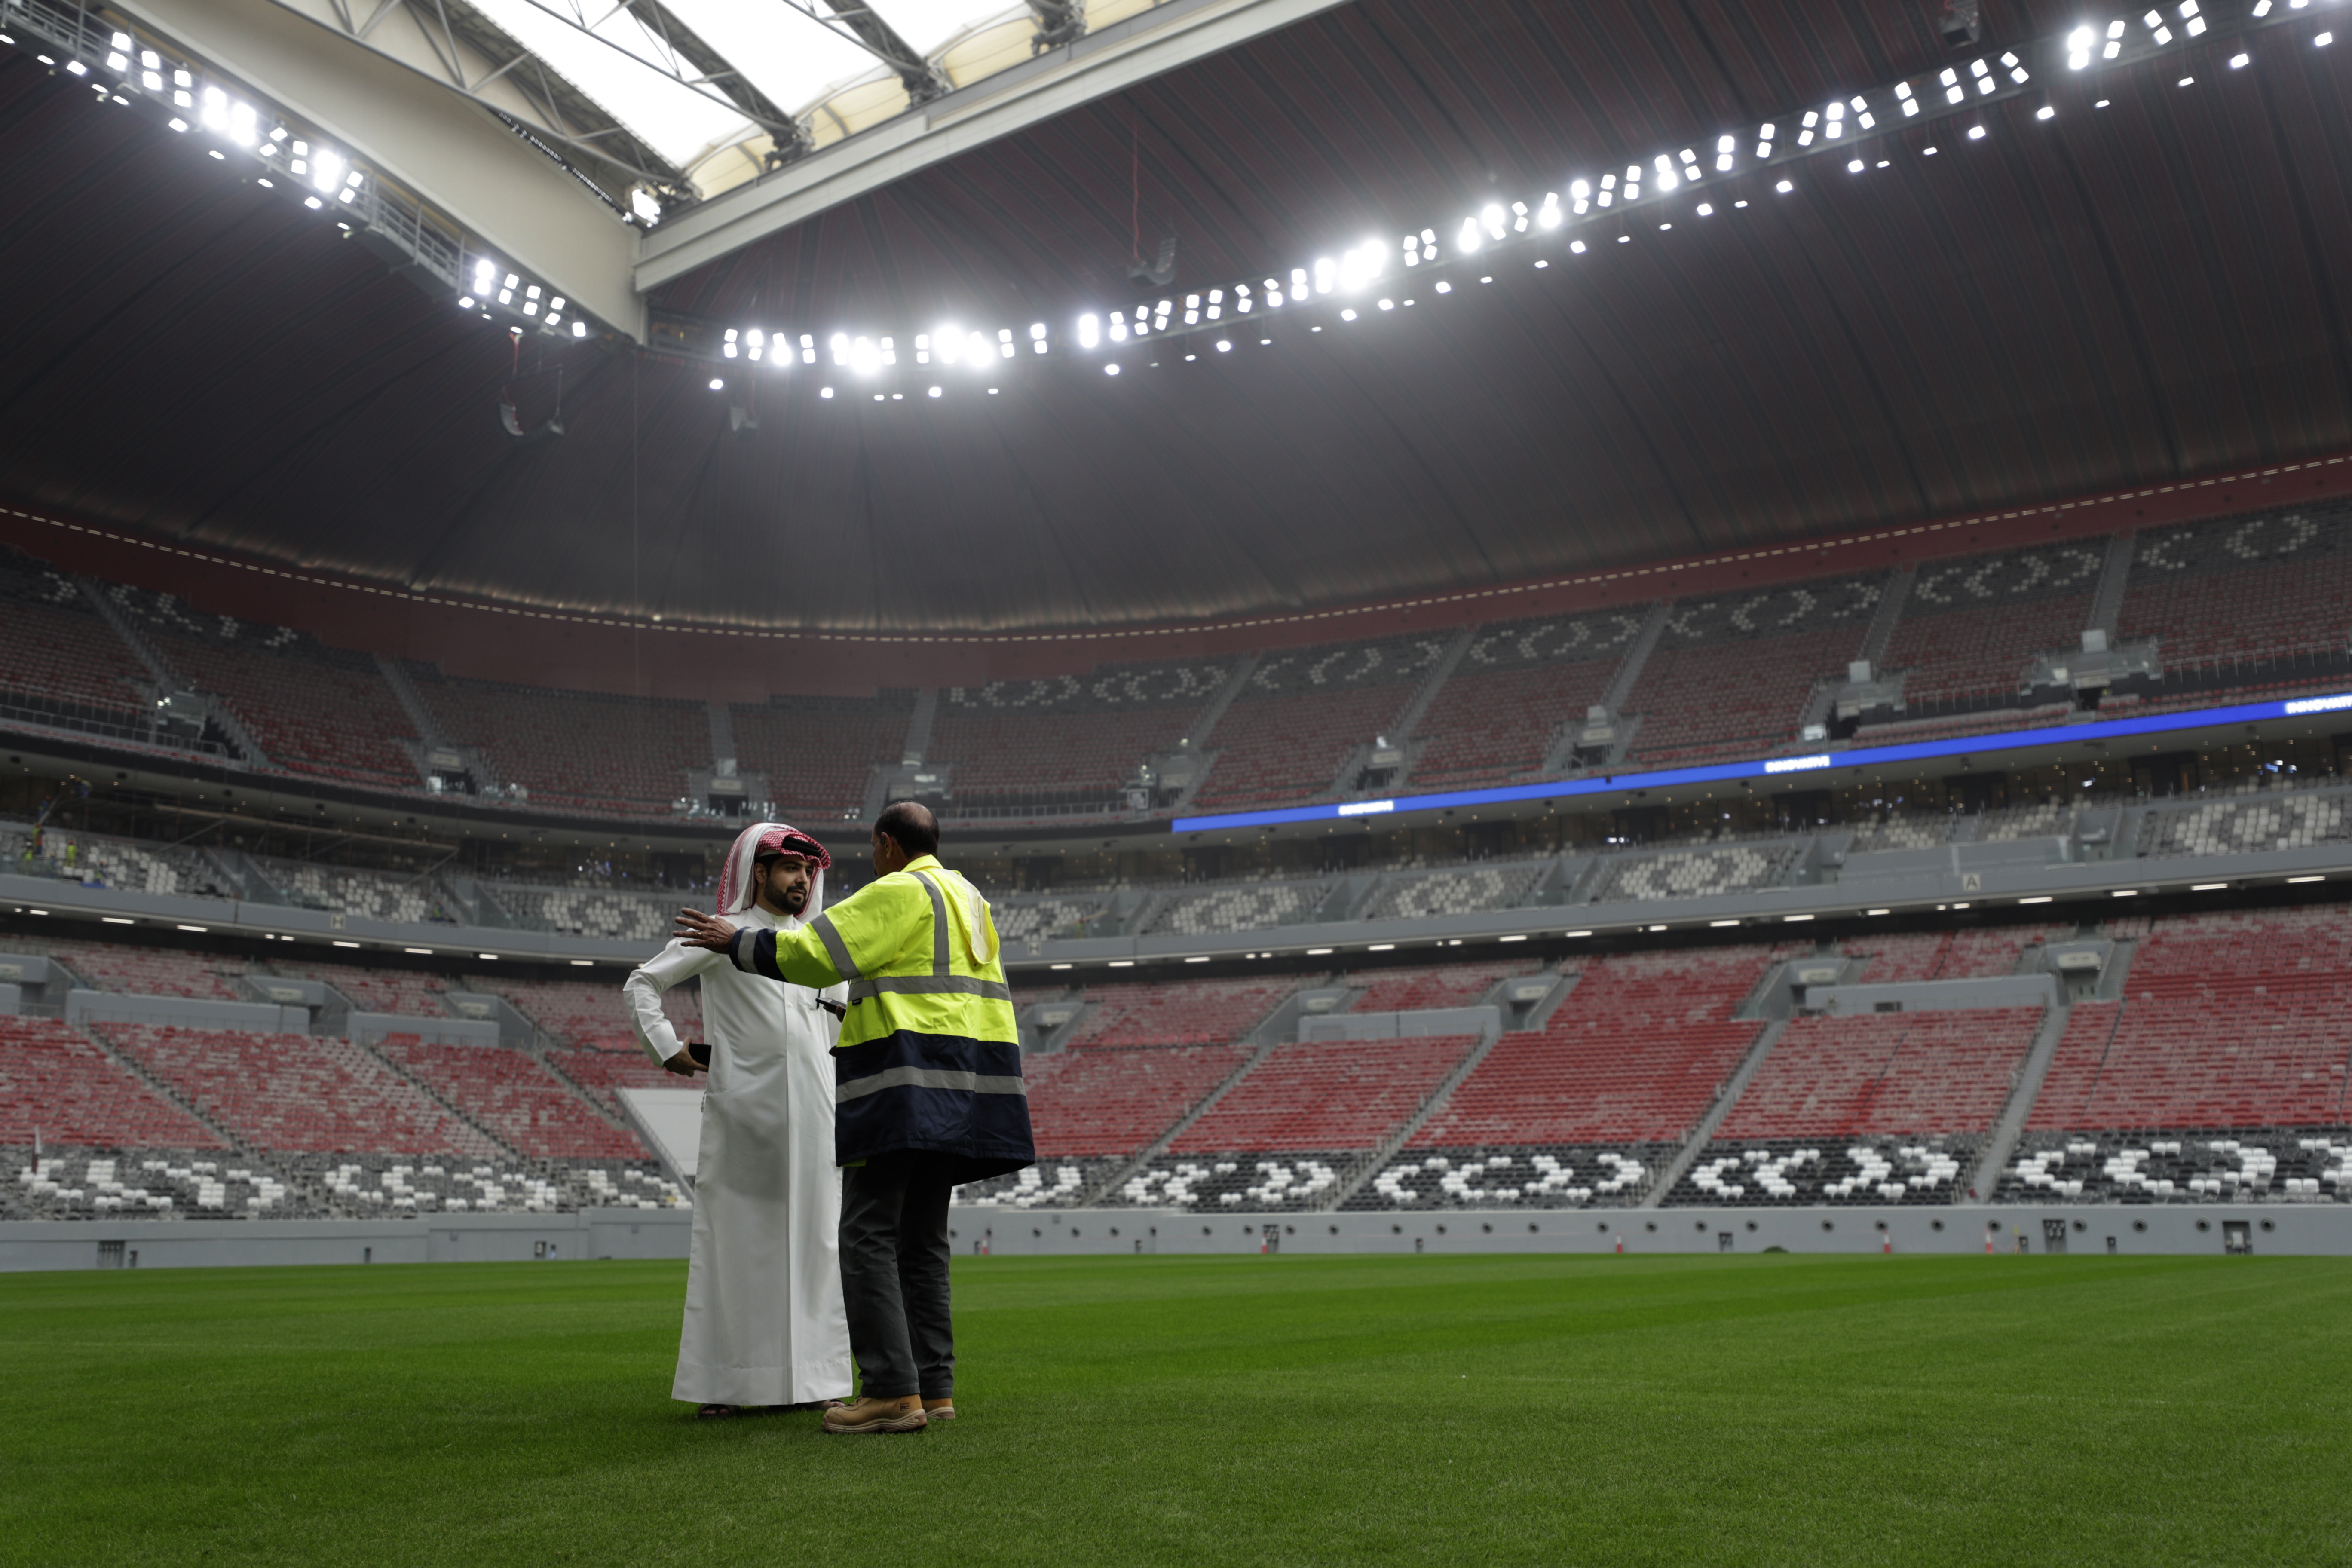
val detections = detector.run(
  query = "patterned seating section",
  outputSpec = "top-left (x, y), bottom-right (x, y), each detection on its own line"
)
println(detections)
top-left (1361, 862), bottom-right (1546, 921)
top-left (1062, 975), bottom-right (1305, 1048)
top-left (1882, 544), bottom-right (2104, 702)
top-left (1670, 1137), bottom-right (1980, 1206)
top-left (1347, 1144), bottom-right (1675, 1209)
top-left (1998, 1131), bottom-right (2350, 1203)
top-left (96, 1025), bottom-right (496, 1155)
top-left (2138, 792), bottom-right (2351, 858)
top-left (19, 833), bottom-right (228, 898)
top-left (4, 1149), bottom-right (682, 1220)
top-left (993, 897), bottom-right (1109, 947)
top-left (730, 692), bottom-right (916, 822)
top-left (2121, 503), bottom-right (2352, 664)
top-left (374, 1036), bottom-right (646, 1160)
top-left (1591, 843), bottom-right (1800, 903)
top-left (490, 885), bottom-right (670, 942)
top-left (1149, 879), bottom-right (1331, 935)
top-left (0, 1017), bottom-right (226, 1149)
top-left (259, 858), bottom-right (438, 924)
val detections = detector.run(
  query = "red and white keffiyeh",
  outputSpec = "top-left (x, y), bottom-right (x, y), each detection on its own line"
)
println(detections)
top-left (715, 820), bottom-right (832, 917)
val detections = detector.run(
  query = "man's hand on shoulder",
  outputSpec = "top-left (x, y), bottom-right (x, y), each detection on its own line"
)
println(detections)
top-left (674, 908), bottom-right (736, 952)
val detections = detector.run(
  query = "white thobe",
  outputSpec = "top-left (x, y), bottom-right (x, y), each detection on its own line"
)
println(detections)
top-left (622, 904), bottom-right (854, 1407)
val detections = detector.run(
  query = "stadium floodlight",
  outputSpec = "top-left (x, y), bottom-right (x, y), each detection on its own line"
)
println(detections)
top-left (571, 321), bottom-right (587, 338)
top-left (997, 328), bottom-right (1015, 358)
top-left (934, 326), bottom-right (961, 364)
top-left (1312, 257), bottom-right (1337, 293)
top-left (1030, 322), bottom-right (1049, 353)
top-left (312, 150), bottom-right (345, 194)
top-left (1456, 217), bottom-right (1482, 252)
top-left (966, 330), bottom-right (990, 364)
top-left (1077, 313), bottom-right (1099, 349)
top-left (631, 187), bottom-right (663, 225)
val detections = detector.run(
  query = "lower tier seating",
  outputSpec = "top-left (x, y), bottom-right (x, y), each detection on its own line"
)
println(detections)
top-left (1024, 1042), bottom-right (1250, 1159)
top-left (1715, 1009), bottom-right (2043, 1140)
top-left (24, 939), bottom-right (251, 1002)
top-left (4, 1148), bottom-right (680, 1220)
top-left (98, 1025), bottom-right (495, 1156)
top-left (476, 976), bottom-right (698, 1052)
top-left (1345, 961), bottom-right (1532, 1014)
top-left (0, 1018), bottom-right (226, 1150)
top-left (544, 1047), bottom-right (679, 1121)
top-left (1170, 1034), bottom-right (1482, 1155)
top-left (374, 1037), bottom-right (646, 1160)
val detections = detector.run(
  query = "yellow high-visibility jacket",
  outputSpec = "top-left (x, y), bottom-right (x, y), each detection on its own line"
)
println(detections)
top-left (729, 855), bottom-right (1032, 1178)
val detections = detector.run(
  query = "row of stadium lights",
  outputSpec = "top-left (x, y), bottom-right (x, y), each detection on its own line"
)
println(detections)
top-left (699, 0), bottom-right (2340, 399)
top-left (6, 20), bottom-right (586, 343)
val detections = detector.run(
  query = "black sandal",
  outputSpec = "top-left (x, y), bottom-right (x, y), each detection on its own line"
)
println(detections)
top-left (697, 1403), bottom-right (740, 1420)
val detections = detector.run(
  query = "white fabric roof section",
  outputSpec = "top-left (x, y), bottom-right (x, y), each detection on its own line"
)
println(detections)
top-left (663, 0), bottom-right (879, 122)
top-left (470, 0), bottom-right (756, 171)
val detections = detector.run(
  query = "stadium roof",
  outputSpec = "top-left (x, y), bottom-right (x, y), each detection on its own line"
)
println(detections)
top-left (2, 1), bottom-right (2350, 643)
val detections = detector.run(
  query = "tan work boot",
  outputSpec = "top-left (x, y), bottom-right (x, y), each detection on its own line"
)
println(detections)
top-left (822, 1395), bottom-right (927, 1435)
top-left (922, 1397), bottom-right (956, 1422)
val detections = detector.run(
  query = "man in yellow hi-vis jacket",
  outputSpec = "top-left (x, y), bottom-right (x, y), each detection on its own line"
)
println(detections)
top-left (673, 801), bottom-right (1032, 1436)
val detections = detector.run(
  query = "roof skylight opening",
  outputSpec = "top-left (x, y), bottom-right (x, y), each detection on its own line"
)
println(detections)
top-left (472, 0), bottom-right (753, 168)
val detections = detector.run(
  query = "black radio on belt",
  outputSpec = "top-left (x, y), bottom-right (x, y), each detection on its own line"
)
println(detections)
top-left (686, 1041), bottom-right (711, 1066)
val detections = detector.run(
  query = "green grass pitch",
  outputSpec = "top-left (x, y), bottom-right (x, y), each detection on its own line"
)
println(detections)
top-left (3, 1252), bottom-right (2346, 1565)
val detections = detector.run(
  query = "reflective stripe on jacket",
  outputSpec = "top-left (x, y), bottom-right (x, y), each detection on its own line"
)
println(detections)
top-left (733, 855), bottom-right (1033, 1180)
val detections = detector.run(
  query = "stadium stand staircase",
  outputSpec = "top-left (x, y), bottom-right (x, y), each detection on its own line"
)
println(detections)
top-left (1967, 1001), bottom-right (2075, 1201)
top-left (1600, 603), bottom-right (1672, 715)
top-left (901, 688), bottom-right (937, 765)
top-left (1383, 629), bottom-right (1473, 791)
top-left (79, 580), bottom-right (270, 766)
top-left (70, 1017), bottom-right (251, 1155)
top-left (1638, 1018), bottom-right (1789, 1208)
top-left (1323, 1015), bottom-right (1508, 1211)
top-left (351, 1036), bottom-right (525, 1162)
top-left (1168, 655), bottom-right (1261, 810)
top-left (707, 701), bottom-right (736, 772)
top-left (2088, 531), bottom-right (2138, 639)
top-left (1075, 1035), bottom-right (1284, 1207)
top-left (1857, 567), bottom-right (1914, 671)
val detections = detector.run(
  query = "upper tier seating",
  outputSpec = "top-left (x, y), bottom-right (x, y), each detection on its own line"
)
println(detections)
top-left (2121, 503), bottom-right (2352, 664)
top-left (98, 1026), bottom-right (495, 1155)
top-left (1410, 948), bottom-right (1770, 1146)
top-left (28, 939), bottom-right (250, 1001)
top-left (1064, 975), bottom-right (1306, 1048)
top-left (1626, 629), bottom-right (1862, 766)
top-left (15, 832), bottom-right (230, 899)
top-left (731, 692), bottom-right (916, 822)
top-left (1361, 861), bottom-right (1546, 920)
top-left (1621, 581), bottom-right (1880, 765)
top-left (375, 1037), bottom-right (645, 1160)
top-left (420, 676), bottom-right (708, 815)
top-left (1346, 960), bottom-right (1532, 1013)
top-left (0, 1018), bottom-right (227, 1148)
top-left (1881, 544), bottom-right (2103, 702)
top-left (0, 553), bottom-right (150, 720)
top-left (1024, 1042), bottom-right (1251, 1158)
top-left (1150, 879), bottom-right (1332, 935)
top-left (1191, 634), bottom-right (1451, 809)
top-left (932, 709), bottom-right (1203, 806)
top-left (1405, 613), bottom-right (1644, 787)
top-left (1169, 1034), bottom-right (1482, 1154)
top-left (471, 976), bottom-right (697, 1052)
top-left (144, 624), bottom-right (418, 790)
top-left (1716, 1009), bottom-right (2043, 1139)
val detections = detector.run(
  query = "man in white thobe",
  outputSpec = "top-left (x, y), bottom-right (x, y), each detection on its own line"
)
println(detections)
top-left (622, 821), bottom-right (854, 1417)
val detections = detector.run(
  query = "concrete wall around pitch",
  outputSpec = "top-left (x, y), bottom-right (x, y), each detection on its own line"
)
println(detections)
top-left (0, 1208), bottom-right (691, 1272)
top-left (943, 1205), bottom-right (2352, 1259)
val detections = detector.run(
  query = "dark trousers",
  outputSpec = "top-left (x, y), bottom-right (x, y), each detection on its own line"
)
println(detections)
top-left (839, 1152), bottom-right (955, 1399)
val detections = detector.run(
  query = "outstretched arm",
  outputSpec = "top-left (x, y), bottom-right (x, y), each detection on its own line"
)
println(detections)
top-left (672, 906), bottom-right (848, 991)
